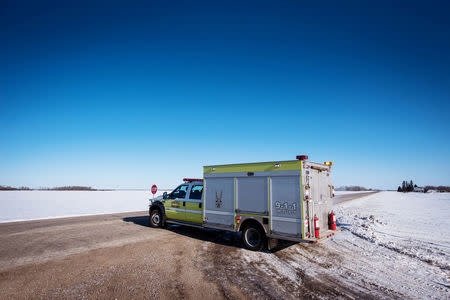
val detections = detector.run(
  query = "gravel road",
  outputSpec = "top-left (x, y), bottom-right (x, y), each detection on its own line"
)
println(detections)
top-left (0, 192), bottom-right (389, 300)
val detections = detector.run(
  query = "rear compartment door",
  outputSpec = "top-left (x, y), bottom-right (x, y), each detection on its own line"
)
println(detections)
top-left (270, 176), bottom-right (302, 237)
top-left (309, 168), bottom-right (332, 234)
top-left (204, 177), bottom-right (235, 229)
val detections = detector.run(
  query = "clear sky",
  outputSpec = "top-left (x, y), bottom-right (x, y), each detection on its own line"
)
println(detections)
top-left (1, 1), bottom-right (449, 190)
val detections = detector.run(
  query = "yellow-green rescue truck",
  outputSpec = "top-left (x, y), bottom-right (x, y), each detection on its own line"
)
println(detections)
top-left (149, 155), bottom-right (337, 251)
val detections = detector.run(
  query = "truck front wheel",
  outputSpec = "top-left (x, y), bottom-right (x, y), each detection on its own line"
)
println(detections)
top-left (149, 209), bottom-right (163, 228)
top-left (241, 224), bottom-right (266, 251)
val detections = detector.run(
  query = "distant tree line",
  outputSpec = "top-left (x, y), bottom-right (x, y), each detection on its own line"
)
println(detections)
top-left (397, 180), bottom-right (415, 192)
top-left (397, 180), bottom-right (450, 193)
top-left (0, 185), bottom-right (98, 191)
top-left (0, 185), bottom-right (31, 191)
top-left (40, 186), bottom-right (97, 191)
top-left (335, 186), bottom-right (372, 191)
top-left (423, 186), bottom-right (450, 193)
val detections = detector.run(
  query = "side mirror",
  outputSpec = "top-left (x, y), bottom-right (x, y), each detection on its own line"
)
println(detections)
top-left (163, 192), bottom-right (168, 200)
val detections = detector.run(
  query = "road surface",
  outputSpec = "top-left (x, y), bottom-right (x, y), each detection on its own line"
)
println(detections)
top-left (0, 192), bottom-right (393, 299)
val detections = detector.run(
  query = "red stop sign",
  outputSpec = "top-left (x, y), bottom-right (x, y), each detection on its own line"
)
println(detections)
top-left (151, 185), bottom-right (157, 194)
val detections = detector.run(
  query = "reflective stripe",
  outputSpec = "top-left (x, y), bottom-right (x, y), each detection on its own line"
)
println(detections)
top-left (165, 207), bottom-right (184, 212)
top-left (271, 216), bottom-right (302, 223)
top-left (185, 209), bottom-right (202, 214)
top-left (204, 210), bottom-right (234, 216)
top-left (165, 207), bottom-right (202, 214)
top-left (168, 199), bottom-right (202, 203)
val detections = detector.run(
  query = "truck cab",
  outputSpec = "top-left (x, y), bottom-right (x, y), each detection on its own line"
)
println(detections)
top-left (149, 179), bottom-right (203, 227)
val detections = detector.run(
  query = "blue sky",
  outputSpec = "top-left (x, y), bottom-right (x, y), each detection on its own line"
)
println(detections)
top-left (1, 1), bottom-right (449, 190)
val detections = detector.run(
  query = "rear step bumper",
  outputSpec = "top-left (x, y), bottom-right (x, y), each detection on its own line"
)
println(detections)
top-left (307, 227), bottom-right (343, 243)
top-left (267, 228), bottom-right (342, 243)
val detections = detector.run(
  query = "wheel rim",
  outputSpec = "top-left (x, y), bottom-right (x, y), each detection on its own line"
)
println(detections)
top-left (152, 213), bottom-right (160, 225)
top-left (245, 228), bottom-right (261, 248)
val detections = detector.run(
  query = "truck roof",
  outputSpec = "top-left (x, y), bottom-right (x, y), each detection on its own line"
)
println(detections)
top-left (204, 159), bottom-right (328, 174)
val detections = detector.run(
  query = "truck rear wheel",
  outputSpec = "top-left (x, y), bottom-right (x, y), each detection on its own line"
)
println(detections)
top-left (241, 224), bottom-right (266, 251)
top-left (149, 209), bottom-right (163, 228)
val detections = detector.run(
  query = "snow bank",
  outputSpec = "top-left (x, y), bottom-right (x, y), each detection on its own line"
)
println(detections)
top-left (0, 190), bottom-right (166, 223)
top-left (335, 191), bottom-right (450, 271)
top-left (237, 191), bottom-right (449, 299)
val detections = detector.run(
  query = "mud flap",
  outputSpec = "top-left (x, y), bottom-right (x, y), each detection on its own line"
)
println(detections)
top-left (267, 237), bottom-right (279, 251)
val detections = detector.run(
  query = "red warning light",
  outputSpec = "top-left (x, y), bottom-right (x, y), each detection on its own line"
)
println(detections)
top-left (183, 178), bottom-right (203, 182)
top-left (296, 155), bottom-right (309, 160)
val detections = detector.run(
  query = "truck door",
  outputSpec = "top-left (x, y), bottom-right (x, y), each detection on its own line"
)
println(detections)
top-left (165, 184), bottom-right (189, 221)
top-left (270, 175), bottom-right (302, 237)
top-left (309, 168), bottom-right (331, 234)
top-left (185, 184), bottom-right (203, 224)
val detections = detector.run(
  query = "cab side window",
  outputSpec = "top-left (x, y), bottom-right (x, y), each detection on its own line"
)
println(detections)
top-left (189, 185), bottom-right (203, 200)
top-left (171, 185), bottom-right (189, 199)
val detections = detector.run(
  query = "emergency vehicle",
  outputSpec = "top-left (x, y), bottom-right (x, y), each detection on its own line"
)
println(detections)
top-left (149, 155), bottom-right (337, 251)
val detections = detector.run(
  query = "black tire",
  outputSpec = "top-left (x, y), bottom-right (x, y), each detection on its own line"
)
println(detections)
top-left (149, 209), bottom-right (163, 228)
top-left (241, 223), bottom-right (266, 251)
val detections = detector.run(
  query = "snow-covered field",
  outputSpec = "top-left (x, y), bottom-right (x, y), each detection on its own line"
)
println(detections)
top-left (336, 192), bottom-right (450, 272)
top-left (333, 191), bottom-right (450, 298)
top-left (0, 190), bottom-right (166, 223)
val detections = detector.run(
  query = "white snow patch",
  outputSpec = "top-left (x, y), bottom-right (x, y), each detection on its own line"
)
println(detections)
top-left (335, 191), bottom-right (450, 271)
top-left (0, 190), bottom-right (165, 223)
top-left (331, 191), bottom-right (450, 298)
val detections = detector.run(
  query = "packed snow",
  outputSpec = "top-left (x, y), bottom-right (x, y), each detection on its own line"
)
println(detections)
top-left (0, 190), bottom-right (167, 223)
top-left (332, 191), bottom-right (449, 298)
top-left (336, 191), bottom-right (450, 272)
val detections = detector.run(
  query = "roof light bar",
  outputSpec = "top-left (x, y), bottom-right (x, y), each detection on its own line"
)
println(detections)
top-left (324, 161), bottom-right (334, 166)
top-left (296, 155), bottom-right (308, 160)
top-left (183, 178), bottom-right (203, 182)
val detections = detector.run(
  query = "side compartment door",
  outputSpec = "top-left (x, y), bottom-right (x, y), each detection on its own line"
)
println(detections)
top-left (164, 184), bottom-right (188, 221)
top-left (204, 177), bottom-right (235, 229)
top-left (270, 176), bottom-right (302, 237)
top-left (185, 184), bottom-right (203, 224)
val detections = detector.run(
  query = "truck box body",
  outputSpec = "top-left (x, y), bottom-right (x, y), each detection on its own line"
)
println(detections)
top-left (203, 159), bottom-right (333, 241)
